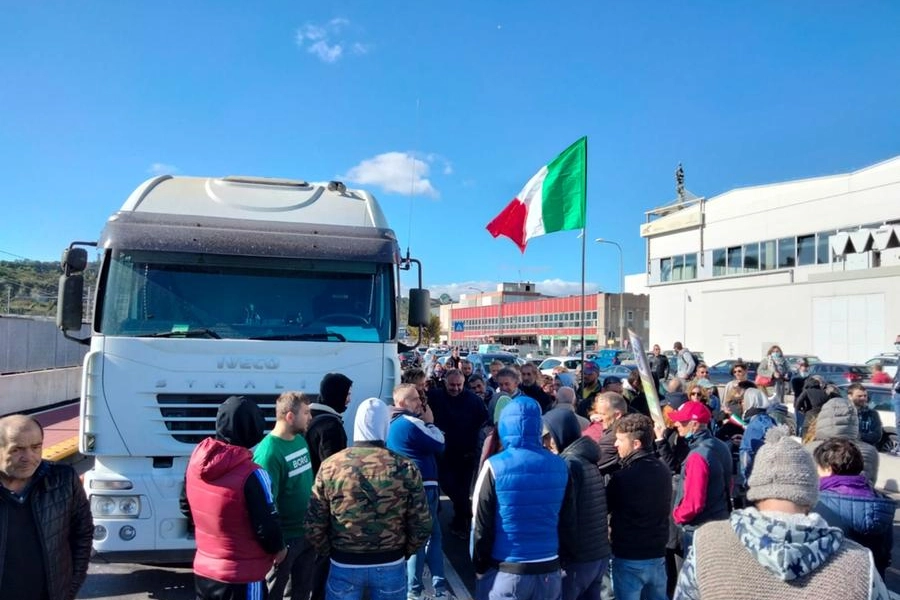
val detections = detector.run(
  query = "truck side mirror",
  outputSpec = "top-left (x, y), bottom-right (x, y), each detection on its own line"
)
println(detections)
top-left (407, 288), bottom-right (430, 328)
top-left (57, 246), bottom-right (89, 332)
top-left (62, 247), bottom-right (88, 273)
top-left (57, 274), bottom-right (84, 331)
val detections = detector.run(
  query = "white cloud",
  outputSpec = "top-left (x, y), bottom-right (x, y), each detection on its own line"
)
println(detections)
top-left (148, 162), bottom-right (178, 175)
top-left (341, 152), bottom-right (439, 198)
top-left (308, 40), bottom-right (343, 63)
top-left (421, 279), bottom-right (601, 300)
top-left (295, 18), bottom-right (368, 63)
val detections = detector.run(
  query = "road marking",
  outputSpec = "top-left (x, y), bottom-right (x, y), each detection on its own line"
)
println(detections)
top-left (43, 436), bottom-right (78, 461)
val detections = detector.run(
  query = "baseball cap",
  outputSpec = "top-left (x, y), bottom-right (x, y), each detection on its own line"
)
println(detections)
top-left (583, 360), bottom-right (600, 374)
top-left (697, 378), bottom-right (716, 389)
top-left (667, 400), bottom-right (711, 424)
top-left (602, 375), bottom-right (622, 387)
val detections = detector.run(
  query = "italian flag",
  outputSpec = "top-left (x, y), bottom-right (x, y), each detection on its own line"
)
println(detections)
top-left (486, 137), bottom-right (587, 252)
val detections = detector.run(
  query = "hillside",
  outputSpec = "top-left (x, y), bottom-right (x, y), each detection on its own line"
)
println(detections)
top-left (0, 260), bottom-right (97, 317)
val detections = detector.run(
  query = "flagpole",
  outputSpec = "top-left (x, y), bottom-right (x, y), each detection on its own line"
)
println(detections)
top-left (580, 137), bottom-right (587, 367)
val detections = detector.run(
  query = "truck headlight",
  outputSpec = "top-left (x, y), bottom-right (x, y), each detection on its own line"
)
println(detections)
top-left (91, 495), bottom-right (142, 518)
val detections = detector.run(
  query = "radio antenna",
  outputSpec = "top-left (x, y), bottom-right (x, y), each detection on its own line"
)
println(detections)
top-left (405, 98), bottom-right (421, 257)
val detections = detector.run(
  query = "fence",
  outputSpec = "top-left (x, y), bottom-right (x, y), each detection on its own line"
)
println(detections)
top-left (0, 316), bottom-right (89, 374)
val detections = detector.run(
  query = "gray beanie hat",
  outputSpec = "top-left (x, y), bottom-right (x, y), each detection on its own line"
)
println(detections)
top-left (746, 425), bottom-right (819, 509)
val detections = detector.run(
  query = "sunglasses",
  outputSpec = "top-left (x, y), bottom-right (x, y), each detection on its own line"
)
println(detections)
top-left (690, 391), bottom-right (703, 397)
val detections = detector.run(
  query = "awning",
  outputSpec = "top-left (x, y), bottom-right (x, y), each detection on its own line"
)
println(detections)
top-left (829, 232), bottom-right (853, 256)
top-left (872, 226), bottom-right (900, 251)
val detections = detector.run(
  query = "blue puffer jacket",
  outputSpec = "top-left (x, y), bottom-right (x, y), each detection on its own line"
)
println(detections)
top-left (739, 411), bottom-right (776, 482)
top-left (471, 397), bottom-right (568, 572)
top-left (815, 489), bottom-right (895, 576)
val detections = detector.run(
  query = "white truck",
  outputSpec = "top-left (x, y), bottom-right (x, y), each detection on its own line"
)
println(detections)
top-left (57, 175), bottom-right (430, 562)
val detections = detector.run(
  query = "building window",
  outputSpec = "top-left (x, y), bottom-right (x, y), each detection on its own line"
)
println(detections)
top-left (744, 242), bottom-right (759, 271)
top-left (797, 234), bottom-right (815, 266)
top-left (672, 255), bottom-right (684, 281)
top-left (712, 248), bottom-right (726, 277)
top-left (727, 246), bottom-right (742, 275)
top-left (660, 257), bottom-right (672, 282)
top-left (760, 240), bottom-right (776, 270)
top-left (816, 232), bottom-right (831, 264)
top-left (683, 253), bottom-right (697, 279)
top-left (626, 310), bottom-right (634, 322)
top-left (778, 237), bottom-right (796, 268)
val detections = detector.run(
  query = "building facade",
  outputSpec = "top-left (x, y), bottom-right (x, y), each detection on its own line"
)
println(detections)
top-left (642, 156), bottom-right (900, 365)
top-left (438, 282), bottom-right (649, 355)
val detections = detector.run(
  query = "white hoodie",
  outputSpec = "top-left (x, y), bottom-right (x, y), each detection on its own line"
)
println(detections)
top-left (353, 397), bottom-right (390, 443)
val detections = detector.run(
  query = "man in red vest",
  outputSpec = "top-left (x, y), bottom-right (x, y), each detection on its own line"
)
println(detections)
top-left (183, 396), bottom-right (287, 599)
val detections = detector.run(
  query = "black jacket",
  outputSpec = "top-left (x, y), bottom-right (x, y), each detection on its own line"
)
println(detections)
top-left (649, 353), bottom-right (669, 383)
top-left (520, 382), bottom-right (553, 413)
top-left (428, 388), bottom-right (488, 457)
top-left (606, 450), bottom-right (672, 559)
top-left (557, 436), bottom-right (610, 563)
top-left (0, 461), bottom-right (93, 600)
top-left (597, 422), bottom-right (621, 477)
top-left (305, 404), bottom-right (347, 475)
top-left (795, 377), bottom-right (830, 416)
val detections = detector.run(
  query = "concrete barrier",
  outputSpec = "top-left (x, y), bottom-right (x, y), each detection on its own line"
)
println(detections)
top-left (0, 367), bottom-right (81, 415)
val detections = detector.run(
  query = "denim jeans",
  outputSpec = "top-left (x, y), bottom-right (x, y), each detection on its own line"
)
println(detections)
top-left (562, 559), bottom-right (607, 600)
top-left (611, 557), bottom-right (667, 600)
top-left (407, 485), bottom-right (446, 598)
top-left (476, 568), bottom-right (562, 600)
top-left (326, 560), bottom-right (407, 600)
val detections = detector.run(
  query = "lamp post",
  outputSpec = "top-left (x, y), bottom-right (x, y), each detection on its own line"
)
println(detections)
top-left (467, 286), bottom-right (485, 346)
top-left (595, 238), bottom-right (624, 347)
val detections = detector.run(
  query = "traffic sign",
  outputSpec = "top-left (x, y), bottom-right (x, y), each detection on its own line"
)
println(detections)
top-left (453, 321), bottom-right (465, 332)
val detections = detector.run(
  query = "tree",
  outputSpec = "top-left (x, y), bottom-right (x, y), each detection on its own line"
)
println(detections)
top-left (423, 314), bottom-right (441, 344)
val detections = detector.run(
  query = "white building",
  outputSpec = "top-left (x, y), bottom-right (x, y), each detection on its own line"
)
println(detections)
top-left (643, 156), bottom-right (900, 365)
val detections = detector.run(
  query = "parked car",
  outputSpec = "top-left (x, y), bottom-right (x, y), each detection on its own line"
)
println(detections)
top-left (598, 365), bottom-right (636, 380)
top-left (705, 360), bottom-right (759, 385)
top-left (807, 362), bottom-right (873, 386)
top-left (399, 350), bottom-right (421, 369)
top-left (594, 349), bottom-right (634, 369)
top-left (539, 356), bottom-right (583, 377)
top-left (836, 383), bottom-right (896, 452)
top-left (784, 354), bottom-right (821, 373)
top-left (866, 353), bottom-right (899, 378)
top-left (467, 352), bottom-right (522, 377)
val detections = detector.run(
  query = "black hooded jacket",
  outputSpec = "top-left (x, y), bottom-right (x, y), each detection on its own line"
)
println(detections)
top-left (543, 409), bottom-right (610, 563)
top-left (306, 373), bottom-right (352, 474)
top-left (795, 376), bottom-right (832, 417)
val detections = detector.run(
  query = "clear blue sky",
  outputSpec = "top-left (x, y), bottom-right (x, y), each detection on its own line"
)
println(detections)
top-left (2, 2), bottom-right (899, 298)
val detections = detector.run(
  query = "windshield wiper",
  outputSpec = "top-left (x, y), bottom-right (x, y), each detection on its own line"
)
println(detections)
top-left (249, 332), bottom-right (346, 342)
top-left (139, 328), bottom-right (222, 339)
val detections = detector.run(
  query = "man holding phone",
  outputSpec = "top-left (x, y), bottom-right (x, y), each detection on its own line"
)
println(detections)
top-left (387, 384), bottom-right (449, 599)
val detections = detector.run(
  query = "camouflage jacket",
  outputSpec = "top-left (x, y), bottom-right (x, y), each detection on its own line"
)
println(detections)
top-left (304, 441), bottom-right (432, 564)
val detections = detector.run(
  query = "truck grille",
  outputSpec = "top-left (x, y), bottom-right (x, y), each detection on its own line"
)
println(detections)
top-left (156, 393), bottom-right (318, 444)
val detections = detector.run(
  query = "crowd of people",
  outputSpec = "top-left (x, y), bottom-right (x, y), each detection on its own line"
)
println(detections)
top-left (2, 338), bottom-right (899, 600)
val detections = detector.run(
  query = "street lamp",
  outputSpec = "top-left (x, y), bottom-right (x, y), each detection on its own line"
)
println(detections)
top-left (595, 238), bottom-right (624, 347)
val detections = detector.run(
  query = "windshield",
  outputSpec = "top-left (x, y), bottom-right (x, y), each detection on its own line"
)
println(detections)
top-left (97, 250), bottom-right (395, 342)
